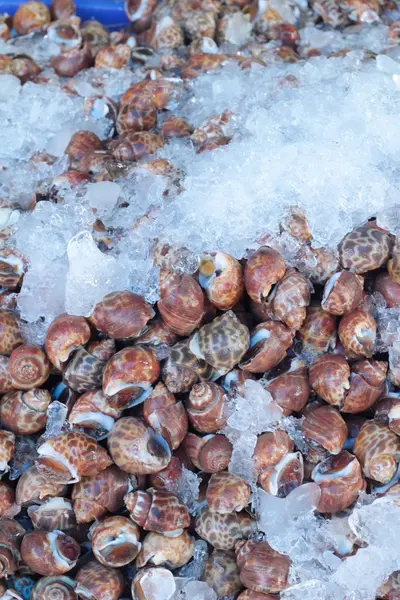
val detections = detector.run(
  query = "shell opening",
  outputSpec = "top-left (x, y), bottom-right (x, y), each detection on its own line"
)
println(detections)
top-left (322, 271), bottom-right (342, 305)
top-left (48, 531), bottom-right (76, 569)
top-left (69, 411), bottom-right (115, 431)
top-left (250, 328), bottom-right (271, 348)
top-left (37, 443), bottom-right (78, 484)
top-left (312, 458), bottom-right (355, 482)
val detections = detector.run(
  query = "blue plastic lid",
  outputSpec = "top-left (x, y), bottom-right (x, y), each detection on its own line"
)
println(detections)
top-left (2, 0), bottom-right (130, 28)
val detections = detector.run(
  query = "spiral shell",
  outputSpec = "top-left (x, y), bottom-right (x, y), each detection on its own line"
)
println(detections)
top-left (166, 339), bottom-right (219, 389)
top-left (341, 359), bottom-right (386, 414)
top-left (36, 432), bottom-right (112, 484)
top-left (0, 430), bottom-right (15, 477)
top-left (0, 389), bottom-right (51, 435)
top-left (21, 530), bottom-right (80, 576)
top-left (157, 272), bottom-right (204, 337)
top-left (15, 467), bottom-right (67, 507)
top-left (0, 250), bottom-right (26, 290)
top-left (354, 420), bottom-right (400, 483)
top-left (321, 270), bottom-right (364, 315)
top-left (266, 364), bottom-right (310, 415)
top-left (28, 498), bottom-right (76, 532)
top-left (68, 390), bottom-right (120, 439)
top-left (72, 465), bottom-right (130, 524)
top-left (125, 488), bottom-right (190, 537)
top-left (299, 306), bottom-right (337, 355)
top-left (338, 308), bottom-right (376, 358)
top-left (236, 539), bottom-right (290, 594)
top-left (117, 81), bottom-right (157, 135)
top-left (0, 311), bottom-right (23, 356)
top-left (45, 315), bottom-right (91, 371)
top-left (312, 450), bottom-right (364, 513)
top-left (143, 383), bottom-right (188, 450)
top-left (136, 530), bottom-right (194, 569)
top-left (195, 508), bottom-right (256, 551)
top-left (0, 518), bottom-right (25, 578)
top-left (90, 291), bottom-right (155, 339)
top-left (51, 43), bottom-right (93, 77)
top-left (206, 471), bottom-right (250, 514)
top-left (240, 321), bottom-right (293, 373)
top-left (90, 515), bottom-right (141, 567)
top-left (309, 354), bottom-right (350, 407)
top-left (302, 404), bottom-right (348, 456)
top-left (14, 1), bottom-right (51, 35)
top-left (339, 222), bottom-right (392, 273)
top-left (198, 251), bottom-right (243, 310)
top-left (0, 482), bottom-right (20, 518)
top-left (65, 131), bottom-right (104, 165)
top-left (186, 382), bottom-right (227, 433)
top-left (375, 272), bottom-right (400, 308)
top-left (108, 417), bottom-right (172, 475)
top-left (203, 550), bottom-right (241, 597)
top-left (244, 246), bottom-right (286, 304)
top-left (272, 268), bottom-right (312, 331)
top-left (31, 576), bottom-right (77, 600)
top-left (75, 560), bottom-right (124, 600)
top-left (184, 433), bottom-right (232, 473)
top-left (8, 345), bottom-right (50, 390)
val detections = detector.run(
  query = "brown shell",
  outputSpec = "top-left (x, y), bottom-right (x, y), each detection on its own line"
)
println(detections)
top-left (157, 272), bottom-right (204, 337)
top-left (195, 508), bottom-right (255, 551)
top-left (339, 223), bottom-right (392, 273)
top-left (31, 575), bottom-right (77, 600)
top-left (375, 272), bottom-right (400, 307)
top-left (161, 117), bottom-right (193, 138)
top-left (312, 450), bottom-right (364, 513)
top-left (21, 530), bottom-right (80, 576)
top-left (199, 251), bottom-right (244, 310)
top-left (253, 430), bottom-right (294, 473)
top-left (0, 430), bottom-right (15, 477)
top-left (72, 465), bottom-right (130, 523)
top-left (184, 433), bottom-right (232, 473)
top-left (341, 359), bottom-right (387, 414)
top-left (203, 550), bottom-right (241, 597)
top-left (149, 456), bottom-right (182, 491)
top-left (306, 247), bottom-right (339, 285)
top-left (266, 366), bottom-right (310, 415)
top-left (388, 237), bottom-right (400, 284)
top-left (309, 354), bottom-right (351, 407)
top-left (0, 389), bottom-right (51, 434)
top-left (14, 1), bottom-right (51, 34)
top-left (135, 319), bottom-right (178, 348)
top-left (125, 0), bottom-right (157, 31)
top-left (186, 382), bottom-right (227, 433)
top-left (125, 488), bottom-right (190, 535)
top-left (116, 81), bottom-right (157, 135)
top-left (62, 347), bottom-right (108, 394)
top-left (0, 356), bottom-right (13, 394)
top-left (75, 560), bottom-right (124, 600)
top-left (8, 345), bottom-right (50, 390)
top-left (244, 246), bottom-right (286, 304)
top-left (51, 0), bottom-right (76, 19)
top-left (240, 321), bottom-right (293, 373)
top-left (338, 308), bottom-right (376, 358)
top-left (354, 420), bottom-right (400, 483)
top-left (136, 530), bottom-right (194, 569)
top-left (0, 482), bottom-right (20, 518)
top-left (28, 498), bottom-right (76, 532)
top-left (15, 466), bottom-right (67, 507)
top-left (91, 291), bottom-right (154, 339)
top-left (0, 518), bottom-right (25, 578)
top-left (236, 539), bottom-right (290, 594)
top-left (206, 471), bottom-right (250, 513)
top-left (0, 249), bottom-right (26, 289)
top-left (45, 314), bottom-right (91, 371)
top-left (95, 44), bottom-right (131, 69)
top-left (112, 132), bottom-right (165, 162)
top-left (237, 591), bottom-right (277, 600)
top-left (107, 417), bottom-right (172, 475)
top-left (272, 268), bottom-right (312, 331)
top-left (302, 405), bottom-right (348, 455)
top-left (51, 43), bottom-right (93, 77)
top-left (91, 515), bottom-right (141, 567)
top-left (143, 383), bottom-right (188, 450)
top-left (65, 131), bottom-right (104, 164)
top-left (68, 389), bottom-right (120, 436)
top-left (0, 310), bottom-right (23, 356)
top-left (299, 306), bottom-right (337, 355)
top-left (259, 451), bottom-right (304, 497)
top-left (321, 270), bottom-right (364, 315)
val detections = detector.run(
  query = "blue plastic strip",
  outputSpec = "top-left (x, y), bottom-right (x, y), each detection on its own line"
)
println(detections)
top-left (1, 0), bottom-right (130, 28)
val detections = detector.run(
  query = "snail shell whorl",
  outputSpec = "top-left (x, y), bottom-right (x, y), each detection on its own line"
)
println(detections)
top-left (31, 575), bottom-right (77, 600)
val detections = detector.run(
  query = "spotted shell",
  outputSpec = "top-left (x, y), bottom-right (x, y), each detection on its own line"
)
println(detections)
top-left (199, 251), bottom-right (244, 310)
top-left (136, 530), bottom-right (194, 569)
top-left (14, 1), bottom-right (51, 35)
top-left (0, 430), bottom-right (15, 477)
top-left (112, 132), bottom-right (165, 162)
top-left (306, 246), bottom-right (339, 285)
top-left (302, 404), bottom-right (348, 456)
top-left (0, 481), bottom-right (20, 518)
top-left (0, 310), bottom-right (23, 356)
top-left (0, 249), bottom-right (26, 289)
top-left (0, 356), bottom-right (13, 394)
top-left (63, 347), bottom-right (108, 394)
top-left (338, 308), bottom-right (376, 358)
top-left (8, 344), bottom-right (50, 390)
top-left (95, 44), bottom-right (131, 69)
top-left (312, 450), bottom-right (364, 513)
top-left (161, 117), bottom-right (193, 138)
top-left (354, 420), bottom-right (400, 483)
top-left (240, 321), bottom-right (293, 373)
top-left (203, 549), bottom-right (241, 597)
top-left (195, 508), bottom-right (255, 551)
top-left (236, 539), bottom-right (290, 594)
top-left (45, 314), bottom-right (91, 371)
top-left (15, 466), bottom-right (67, 507)
top-left (157, 272), bottom-right (204, 337)
top-left (0, 389), bottom-right (51, 435)
top-left (125, 488), bottom-right (190, 537)
top-left (272, 267), bottom-right (312, 331)
top-left (206, 471), bottom-right (250, 514)
top-left (75, 561), bottom-right (124, 600)
top-left (309, 354), bottom-right (350, 407)
top-left (117, 81), bottom-right (157, 135)
top-left (186, 382), bottom-right (227, 433)
top-left (321, 270), bottom-right (364, 315)
top-left (341, 359), bottom-right (386, 414)
top-left (68, 389), bottom-right (120, 438)
top-left (339, 223), bottom-right (392, 273)
top-left (27, 497), bottom-right (76, 532)
top-left (388, 236), bottom-right (400, 285)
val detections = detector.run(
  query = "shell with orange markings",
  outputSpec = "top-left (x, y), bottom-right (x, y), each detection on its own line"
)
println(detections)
top-left (91, 291), bottom-right (155, 339)
top-left (157, 271), bottom-right (204, 337)
top-left (90, 515), bottom-right (141, 567)
top-left (184, 433), bottom-right (232, 473)
top-left (375, 272), bottom-right (400, 308)
top-left (240, 321), bottom-right (293, 373)
top-left (321, 270), bottom-right (364, 315)
top-left (8, 344), bottom-right (50, 390)
top-left (339, 223), bottom-right (392, 273)
top-left (21, 530), bottom-right (80, 576)
top-left (354, 420), bottom-right (400, 483)
top-left (0, 430), bottom-right (15, 477)
top-left (236, 539), bottom-right (290, 594)
top-left (302, 404), bottom-right (348, 456)
top-left (266, 364), bottom-right (310, 415)
top-left (136, 530), bottom-right (194, 569)
top-left (341, 359), bottom-right (387, 414)
top-left (0, 249), bottom-right (26, 289)
top-left (244, 246), bottom-right (286, 304)
top-left (142, 383), bottom-right (187, 450)
top-left (145, 15), bottom-right (184, 50)
top-left (125, 488), bottom-right (190, 537)
top-left (199, 251), bottom-right (243, 310)
top-left (272, 268), bottom-right (312, 331)
top-left (306, 246), bottom-right (339, 285)
top-left (62, 343), bottom-right (113, 394)
top-left (312, 450), bottom-right (364, 513)
top-left (206, 471), bottom-right (250, 514)
top-left (15, 466), bottom-right (67, 507)
top-left (13, 1), bottom-right (51, 35)
top-left (112, 132), bottom-right (165, 162)
top-left (281, 207), bottom-right (312, 241)
top-left (75, 560), bottom-right (124, 600)
top-left (0, 310), bottom-right (23, 356)
top-left (68, 390), bottom-right (121, 439)
top-left (117, 81), bottom-right (157, 135)
top-left (195, 508), bottom-right (255, 551)
top-left (45, 314), bottom-right (91, 370)
top-left (309, 354), bottom-right (350, 407)
top-left (0, 482), bottom-right (20, 518)
top-left (95, 44), bottom-right (131, 69)
top-left (338, 308), bottom-right (376, 358)
top-left (0, 389), bottom-right (51, 435)
top-left (299, 305), bottom-right (337, 355)
top-left (186, 382), bottom-right (227, 433)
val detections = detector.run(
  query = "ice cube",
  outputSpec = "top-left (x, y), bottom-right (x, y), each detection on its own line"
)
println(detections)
top-left (86, 181), bottom-right (121, 216)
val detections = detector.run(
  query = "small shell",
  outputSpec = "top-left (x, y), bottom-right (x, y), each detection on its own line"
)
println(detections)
top-left (68, 390), bottom-right (120, 439)
top-left (21, 530), bottom-right (80, 576)
top-left (203, 550), bottom-right (241, 597)
top-left (131, 568), bottom-right (176, 600)
top-left (184, 433), bottom-right (232, 473)
top-left (266, 365), bottom-right (310, 415)
top-left (375, 272), bottom-right (400, 308)
top-left (309, 354), bottom-right (351, 407)
top-left (199, 251), bottom-right (243, 310)
top-left (91, 515), bottom-right (141, 567)
top-left (146, 15), bottom-right (184, 50)
top-left (240, 321), bottom-right (293, 373)
top-left (14, 1), bottom-right (51, 34)
top-left (125, 488), bottom-right (190, 537)
top-left (51, 0), bottom-right (76, 19)
top-left (161, 117), bottom-right (193, 138)
top-left (244, 246), bottom-right (286, 304)
top-left (299, 305), bottom-right (337, 356)
top-left (63, 347), bottom-right (108, 394)
top-left (112, 132), bottom-right (164, 161)
top-left (0, 482), bottom-right (20, 518)
top-left (388, 237), bottom-right (400, 284)
top-left (72, 465), bottom-right (130, 524)
top-left (0, 311), bottom-right (23, 356)
top-left (281, 207), bottom-right (311, 241)
top-left (312, 450), bottom-right (364, 513)
top-left (189, 311), bottom-right (250, 375)
top-left (8, 345), bottom-right (50, 390)
top-left (125, 0), bottom-right (157, 32)
top-left (195, 508), bottom-right (255, 551)
top-left (338, 308), bottom-right (376, 358)
top-left (65, 131), bottom-right (104, 165)
top-left (339, 223), bottom-right (392, 273)
top-left (36, 432), bottom-right (112, 484)
top-left (149, 456), bottom-right (183, 491)
top-left (341, 359), bottom-right (387, 414)
top-left (0, 356), bottom-right (13, 394)
top-left (0, 518), bottom-right (25, 578)
top-left (135, 319), bottom-right (178, 349)
top-left (51, 43), bottom-right (93, 77)
top-left (302, 405), bottom-right (348, 456)
top-left (95, 44), bottom-right (131, 69)
top-left (253, 430), bottom-right (294, 474)
top-left (31, 575), bottom-right (77, 600)
top-left (272, 268), bottom-right (312, 331)
top-left (136, 531), bottom-right (194, 569)
top-left (236, 539), bottom-right (290, 594)
top-left (186, 382), bottom-right (227, 433)
top-left (206, 472), bottom-right (250, 513)
top-left (28, 498), bottom-right (76, 532)
top-left (354, 421), bottom-right (400, 483)
top-left (0, 389), bottom-right (51, 434)
top-left (108, 417), bottom-right (171, 475)
top-left (306, 247), bottom-right (340, 285)
top-left (143, 383), bottom-right (187, 451)
top-left (259, 451), bottom-right (304, 497)
top-left (45, 314), bottom-right (91, 371)
top-left (321, 270), bottom-right (364, 315)
top-left (0, 430), bottom-right (15, 477)
top-left (0, 250), bottom-right (26, 289)
top-left (75, 560), bottom-right (124, 600)
top-left (117, 82), bottom-right (157, 135)
top-left (91, 291), bottom-right (155, 340)
top-left (157, 272), bottom-right (204, 337)
top-left (15, 466), bottom-right (67, 507)
top-left (80, 20), bottom-right (109, 55)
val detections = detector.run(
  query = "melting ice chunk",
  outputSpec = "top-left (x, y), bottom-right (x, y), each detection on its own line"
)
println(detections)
top-left (86, 181), bottom-right (121, 216)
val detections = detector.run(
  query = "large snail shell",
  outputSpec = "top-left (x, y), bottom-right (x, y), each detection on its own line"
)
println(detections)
top-left (8, 345), bottom-right (50, 390)
top-left (203, 550), bottom-right (241, 597)
top-left (102, 346), bottom-right (160, 407)
top-left (15, 467), bottom-right (67, 507)
top-left (157, 272), bottom-right (204, 337)
top-left (72, 465), bottom-right (130, 524)
top-left (143, 383), bottom-right (188, 450)
top-left (298, 306), bottom-right (337, 356)
top-left (45, 315), bottom-right (90, 371)
top-left (63, 347), bottom-right (108, 394)
top-left (206, 471), bottom-right (250, 514)
top-left (272, 268), bottom-right (312, 331)
top-left (112, 132), bottom-right (165, 161)
top-left (108, 417), bottom-right (171, 475)
top-left (28, 498), bottom-right (76, 532)
top-left (259, 451), bottom-right (304, 497)
top-left (375, 272), bottom-right (400, 308)
top-left (190, 311), bottom-right (249, 375)
top-left (338, 309), bottom-right (376, 358)
top-left (302, 405), bottom-right (348, 456)
top-left (321, 270), bottom-right (364, 315)
top-left (125, 488), bottom-right (190, 537)
top-left (236, 539), bottom-right (290, 594)
top-left (168, 339), bottom-right (219, 382)
top-left (21, 530), bottom-right (80, 576)
top-left (0, 482), bottom-right (19, 518)
top-left (253, 431), bottom-right (294, 473)
top-left (354, 421), bottom-right (400, 483)
top-left (36, 432), bottom-right (112, 484)
top-left (266, 365), bottom-right (310, 415)
top-left (75, 560), bottom-right (124, 600)
top-left (244, 246), bottom-right (286, 304)
top-left (136, 530), bottom-right (194, 569)
top-left (68, 390), bottom-right (120, 439)
top-left (240, 321), bottom-right (293, 373)
top-left (312, 450), bottom-right (364, 513)
top-left (51, 43), bottom-right (93, 77)
top-left (31, 575), bottom-right (77, 600)
top-left (0, 518), bottom-right (25, 578)
top-left (91, 515), bottom-right (141, 567)
top-left (186, 382), bottom-right (227, 433)
top-left (0, 389), bottom-right (51, 435)
top-left (162, 358), bottom-right (199, 394)
top-left (0, 310), bottom-right (23, 356)
top-left (0, 430), bottom-right (15, 477)
top-left (199, 251), bottom-right (244, 310)
top-left (339, 222), bottom-right (392, 273)
top-left (309, 354), bottom-right (350, 407)
top-left (90, 291), bottom-right (155, 339)
top-left (184, 433), bottom-right (232, 473)
top-left (132, 567), bottom-right (176, 600)
top-left (195, 508), bottom-right (255, 551)
top-left (0, 356), bottom-right (14, 394)
top-left (341, 359), bottom-right (387, 414)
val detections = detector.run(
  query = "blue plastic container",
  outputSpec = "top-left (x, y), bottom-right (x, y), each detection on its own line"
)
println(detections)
top-left (1, 0), bottom-right (130, 28)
